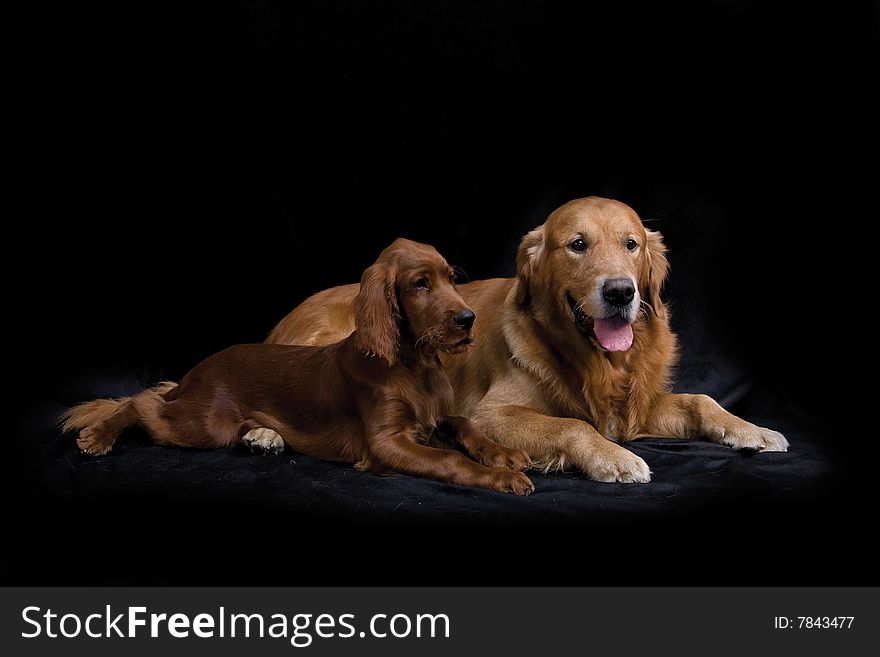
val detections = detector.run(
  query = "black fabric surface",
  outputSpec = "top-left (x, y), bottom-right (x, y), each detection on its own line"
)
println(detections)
top-left (6, 1), bottom-right (873, 584)
top-left (7, 385), bottom-right (857, 585)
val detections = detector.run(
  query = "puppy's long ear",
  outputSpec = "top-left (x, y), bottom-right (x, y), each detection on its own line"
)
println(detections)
top-left (515, 225), bottom-right (545, 305)
top-left (354, 261), bottom-right (400, 365)
top-left (641, 229), bottom-right (670, 320)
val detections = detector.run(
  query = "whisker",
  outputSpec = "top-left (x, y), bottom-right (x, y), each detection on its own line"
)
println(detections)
top-left (415, 324), bottom-right (444, 351)
top-left (574, 294), bottom-right (591, 315)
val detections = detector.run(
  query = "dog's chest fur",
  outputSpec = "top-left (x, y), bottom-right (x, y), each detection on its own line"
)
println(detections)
top-left (506, 310), bottom-right (675, 440)
top-left (394, 356), bottom-right (455, 435)
top-left (581, 352), bottom-right (640, 440)
top-left (579, 320), bottom-right (676, 439)
top-left (527, 345), bottom-right (646, 440)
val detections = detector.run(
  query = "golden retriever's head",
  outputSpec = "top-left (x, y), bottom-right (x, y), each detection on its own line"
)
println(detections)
top-left (515, 197), bottom-right (669, 352)
top-left (355, 238), bottom-right (475, 365)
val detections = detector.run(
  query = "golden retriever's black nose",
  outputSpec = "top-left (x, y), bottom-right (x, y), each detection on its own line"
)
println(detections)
top-left (454, 309), bottom-right (476, 329)
top-left (603, 278), bottom-right (635, 307)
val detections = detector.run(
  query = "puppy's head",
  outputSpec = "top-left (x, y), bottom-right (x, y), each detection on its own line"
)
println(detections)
top-left (354, 238), bottom-right (474, 365)
top-left (516, 196), bottom-right (669, 353)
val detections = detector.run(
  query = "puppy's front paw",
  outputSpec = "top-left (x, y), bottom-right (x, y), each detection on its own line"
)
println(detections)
top-left (242, 427), bottom-right (285, 455)
top-left (488, 468), bottom-right (535, 496)
top-left (716, 422), bottom-right (789, 452)
top-left (500, 446), bottom-right (532, 472)
top-left (473, 443), bottom-right (532, 471)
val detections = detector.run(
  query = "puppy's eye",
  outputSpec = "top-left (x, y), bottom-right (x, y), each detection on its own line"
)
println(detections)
top-left (626, 238), bottom-right (638, 251)
top-left (413, 277), bottom-right (429, 290)
top-left (569, 238), bottom-right (587, 252)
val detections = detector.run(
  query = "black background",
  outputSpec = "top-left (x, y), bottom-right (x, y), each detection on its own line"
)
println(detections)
top-left (6, 1), bottom-right (874, 584)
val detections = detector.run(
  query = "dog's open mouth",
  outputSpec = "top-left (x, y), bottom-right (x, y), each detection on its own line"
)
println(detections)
top-left (566, 293), bottom-right (593, 335)
top-left (566, 293), bottom-right (634, 352)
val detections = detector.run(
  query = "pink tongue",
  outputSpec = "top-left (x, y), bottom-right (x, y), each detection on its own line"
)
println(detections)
top-left (593, 317), bottom-right (634, 352)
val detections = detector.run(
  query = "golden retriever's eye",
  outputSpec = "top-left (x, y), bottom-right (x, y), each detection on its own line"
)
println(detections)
top-left (569, 238), bottom-right (587, 252)
top-left (626, 238), bottom-right (638, 251)
top-left (413, 277), bottom-right (429, 290)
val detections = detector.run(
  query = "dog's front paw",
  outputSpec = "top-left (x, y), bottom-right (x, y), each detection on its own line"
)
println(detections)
top-left (488, 468), bottom-right (535, 496)
top-left (716, 422), bottom-right (789, 452)
top-left (581, 442), bottom-right (652, 483)
top-left (473, 443), bottom-right (532, 471)
top-left (499, 446), bottom-right (532, 471)
top-left (242, 427), bottom-right (285, 455)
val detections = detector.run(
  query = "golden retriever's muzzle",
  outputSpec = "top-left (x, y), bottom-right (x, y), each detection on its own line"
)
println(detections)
top-left (566, 278), bottom-right (638, 353)
top-left (602, 277), bottom-right (635, 309)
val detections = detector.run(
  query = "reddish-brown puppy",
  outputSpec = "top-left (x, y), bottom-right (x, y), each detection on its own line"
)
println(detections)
top-left (62, 239), bottom-right (534, 495)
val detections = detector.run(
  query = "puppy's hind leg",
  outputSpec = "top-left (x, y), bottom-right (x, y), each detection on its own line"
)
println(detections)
top-left (65, 382), bottom-right (178, 456)
top-left (75, 399), bottom-right (138, 456)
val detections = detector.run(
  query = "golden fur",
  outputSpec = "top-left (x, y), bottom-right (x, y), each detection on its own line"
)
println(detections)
top-left (266, 197), bottom-right (788, 482)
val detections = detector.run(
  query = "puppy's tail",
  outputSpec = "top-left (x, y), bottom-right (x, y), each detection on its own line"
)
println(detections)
top-left (60, 381), bottom-right (179, 455)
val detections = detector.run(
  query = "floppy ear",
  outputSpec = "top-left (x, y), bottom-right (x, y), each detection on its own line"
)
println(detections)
top-left (515, 225), bottom-right (545, 305)
top-left (641, 229), bottom-right (670, 319)
top-left (354, 261), bottom-right (400, 365)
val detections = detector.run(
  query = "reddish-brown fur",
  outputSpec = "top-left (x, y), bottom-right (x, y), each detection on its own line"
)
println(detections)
top-left (266, 198), bottom-right (789, 483)
top-left (62, 239), bottom-right (534, 495)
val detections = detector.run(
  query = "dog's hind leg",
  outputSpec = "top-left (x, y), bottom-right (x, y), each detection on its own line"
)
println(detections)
top-left (75, 399), bottom-right (139, 455)
top-left (64, 381), bottom-right (178, 455)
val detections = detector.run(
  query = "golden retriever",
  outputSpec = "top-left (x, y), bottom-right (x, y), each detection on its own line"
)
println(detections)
top-left (270, 197), bottom-right (789, 482)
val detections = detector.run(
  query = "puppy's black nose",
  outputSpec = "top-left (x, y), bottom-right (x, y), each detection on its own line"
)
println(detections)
top-left (454, 309), bottom-right (476, 329)
top-left (602, 278), bottom-right (635, 307)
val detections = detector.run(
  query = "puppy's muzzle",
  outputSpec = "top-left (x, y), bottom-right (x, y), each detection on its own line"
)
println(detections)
top-left (453, 309), bottom-right (476, 329)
